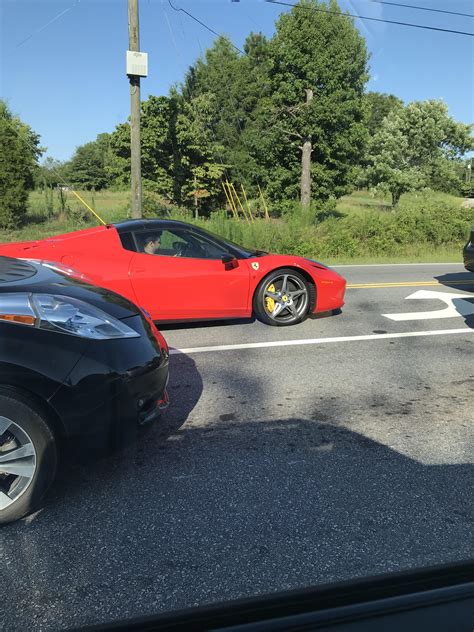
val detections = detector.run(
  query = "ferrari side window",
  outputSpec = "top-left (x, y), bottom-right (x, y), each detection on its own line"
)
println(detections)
top-left (134, 229), bottom-right (232, 259)
top-left (135, 230), bottom-right (179, 257)
top-left (118, 232), bottom-right (136, 252)
top-left (171, 230), bottom-right (231, 259)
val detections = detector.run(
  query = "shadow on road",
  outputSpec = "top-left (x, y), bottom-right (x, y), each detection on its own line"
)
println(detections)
top-left (45, 351), bottom-right (204, 506)
top-left (435, 272), bottom-right (474, 329)
top-left (308, 308), bottom-right (342, 321)
top-left (159, 310), bottom-right (341, 330)
top-left (1, 367), bottom-right (472, 631)
top-left (158, 316), bottom-right (256, 331)
top-left (435, 271), bottom-right (474, 292)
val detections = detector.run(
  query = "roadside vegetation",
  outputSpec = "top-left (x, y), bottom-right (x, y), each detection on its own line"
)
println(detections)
top-left (0, 0), bottom-right (472, 264)
top-left (0, 188), bottom-right (470, 265)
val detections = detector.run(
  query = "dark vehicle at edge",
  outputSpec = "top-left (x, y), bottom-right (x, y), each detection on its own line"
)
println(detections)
top-left (463, 225), bottom-right (474, 272)
top-left (0, 256), bottom-right (169, 525)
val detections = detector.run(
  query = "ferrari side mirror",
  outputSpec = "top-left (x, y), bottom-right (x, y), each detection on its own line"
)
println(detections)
top-left (221, 255), bottom-right (235, 264)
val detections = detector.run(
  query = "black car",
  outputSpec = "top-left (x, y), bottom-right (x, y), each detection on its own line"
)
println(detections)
top-left (463, 225), bottom-right (474, 272)
top-left (0, 256), bottom-right (169, 525)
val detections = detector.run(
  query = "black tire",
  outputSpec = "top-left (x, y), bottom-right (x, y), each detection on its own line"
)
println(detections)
top-left (0, 388), bottom-right (58, 525)
top-left (253, 268), bottom-right (312, 326)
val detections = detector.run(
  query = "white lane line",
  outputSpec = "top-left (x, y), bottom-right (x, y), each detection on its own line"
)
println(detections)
top-left (333, 263), bottom-right (462, 268)
top-left (170, 327), bottom-right (474, 355)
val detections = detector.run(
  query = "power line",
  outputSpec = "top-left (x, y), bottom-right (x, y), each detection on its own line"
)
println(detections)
top-left (162, 4), bottom-right (241, 189)
top-left (362, 0), bottom-right (474, 20)
top-left (167, 0), bottom-right (244, 53)
top-left (11, 0), bottom-right (82, 51)
top-left (265, 0), bottom-right (474, 37)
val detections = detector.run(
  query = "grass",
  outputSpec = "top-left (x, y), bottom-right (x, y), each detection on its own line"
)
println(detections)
top-left (336, 190), bottom-right (392, 215)
top-left (323, 246), bottom-right (462, 266)
top-left (0, 190), bottom-right (130, 243)
top-left (0, 188), bottom-right (469, 265)
top-left (336, 190), bottom-right (464, 216)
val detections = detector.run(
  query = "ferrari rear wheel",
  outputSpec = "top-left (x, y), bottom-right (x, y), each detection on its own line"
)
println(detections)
top-left (254, 269), bottom-right (311, 326)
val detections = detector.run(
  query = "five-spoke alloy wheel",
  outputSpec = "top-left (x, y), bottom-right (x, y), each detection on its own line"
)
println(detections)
top-left (0, 389), bottom-right (57, 525)
top-left (254, 268), bottom-right (312, 326)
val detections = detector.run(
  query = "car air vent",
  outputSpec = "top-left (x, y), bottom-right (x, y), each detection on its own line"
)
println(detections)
top-left (0, 257), bottom-right (37, 283)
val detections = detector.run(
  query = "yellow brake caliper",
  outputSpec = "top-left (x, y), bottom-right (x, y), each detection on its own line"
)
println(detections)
top-left (265, 283), bottom-right (276, 313)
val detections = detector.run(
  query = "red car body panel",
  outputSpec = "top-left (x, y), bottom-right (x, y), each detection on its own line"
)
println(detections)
top-left (0, 224), bottom-right (346, 322)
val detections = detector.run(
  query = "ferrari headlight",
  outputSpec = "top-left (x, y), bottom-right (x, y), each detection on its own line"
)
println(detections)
top-left (0, 293), bottom-right (139, 340)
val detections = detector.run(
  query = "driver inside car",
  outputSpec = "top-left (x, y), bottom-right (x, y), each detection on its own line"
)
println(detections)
top-left (142, 233), bottom-right (162, 255)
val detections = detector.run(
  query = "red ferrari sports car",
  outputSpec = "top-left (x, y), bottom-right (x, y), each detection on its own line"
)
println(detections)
top-left (0, 220), bottom-right (346, 326)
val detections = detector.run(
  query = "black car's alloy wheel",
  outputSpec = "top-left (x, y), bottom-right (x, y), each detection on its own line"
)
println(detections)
top-left (0, 389), bottom-right (57, 525)
top-left (254, 269), bottom-right (311, 326)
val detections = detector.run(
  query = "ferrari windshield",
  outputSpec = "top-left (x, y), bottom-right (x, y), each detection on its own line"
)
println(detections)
top-left (193, 226), bottom-right (267, 258)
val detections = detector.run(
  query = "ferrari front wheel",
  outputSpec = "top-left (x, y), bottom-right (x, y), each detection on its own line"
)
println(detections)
top-left (254, 269), bottom-right (311, 326)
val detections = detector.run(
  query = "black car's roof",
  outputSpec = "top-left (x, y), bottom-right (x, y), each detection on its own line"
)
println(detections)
top-left (114, 219), bottom-right (193, 233)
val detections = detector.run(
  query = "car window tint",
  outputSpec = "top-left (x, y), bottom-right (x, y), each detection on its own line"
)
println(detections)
top-left (134, 229), bottom-right (231, 259)
top-left (118, 232), bottom-right (136, 252)
top-left (134, 230), bottom-right (183, 257)
top-left (172, 230), bottom-right (231, 259)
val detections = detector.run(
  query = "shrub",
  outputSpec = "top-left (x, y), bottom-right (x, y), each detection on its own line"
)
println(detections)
top-left (0, 102), bottom-right (42, 229)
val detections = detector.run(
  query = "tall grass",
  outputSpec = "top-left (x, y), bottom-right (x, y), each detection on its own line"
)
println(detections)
top-left (188, 192), bottom-right (472, 262)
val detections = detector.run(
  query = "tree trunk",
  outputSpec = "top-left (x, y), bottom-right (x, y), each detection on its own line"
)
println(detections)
top-left (391, 188), bottom-right (402, 208)
top-left (194, 176), bottom-right (199, 219)
top-left (300, 89), bottom-right (313, 209)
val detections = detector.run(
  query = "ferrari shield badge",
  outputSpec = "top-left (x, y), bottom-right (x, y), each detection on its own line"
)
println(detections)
top-left (251, 262), bottom-right (260, 271)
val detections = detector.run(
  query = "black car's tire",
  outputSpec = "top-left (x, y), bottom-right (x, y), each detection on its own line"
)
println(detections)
top-left (0, 389), bottom-right (58, 526)
top-left (253, 268), bottom-right (311, 326)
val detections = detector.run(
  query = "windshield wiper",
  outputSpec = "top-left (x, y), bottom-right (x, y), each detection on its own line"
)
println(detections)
top-left (249, 249), bottom-right (268, 257)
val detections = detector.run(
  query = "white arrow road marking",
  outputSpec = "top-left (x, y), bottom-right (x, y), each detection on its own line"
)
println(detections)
top-left (383, 290), bottom-right (474, 322)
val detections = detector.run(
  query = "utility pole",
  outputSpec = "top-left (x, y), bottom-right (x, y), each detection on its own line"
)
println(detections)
top-left (128, 0), bottom-right (142, 218)
top-left (300, 88), bottom-right (313, 209)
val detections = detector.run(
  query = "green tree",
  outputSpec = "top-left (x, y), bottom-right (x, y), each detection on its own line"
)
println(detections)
top-left (0, 101), bottom-right (42, 229)
top-left (366, 100), bottom-right (473, 206)
top-left (34, 157), bottom-right (67, 189)
top-left (180, 33), bottom-right (272, 195)
top-left (252, 0), bottom-right (369, 210)
top-left (109, 96), bottom-right (179, 201)
top-left (364, 92), bottom-right (403, 136)
top-left (229, 32), bottom-right (273, 190)
top-left (65, 133), bottom-right (112, 190)
top-left (182, 36), bottom-right (242, 167)
top-left (176, 93), bottom-right (227, 215)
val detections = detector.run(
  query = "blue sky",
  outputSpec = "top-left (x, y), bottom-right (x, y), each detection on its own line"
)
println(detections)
top-left (1, 0), bottom-right (473, 161)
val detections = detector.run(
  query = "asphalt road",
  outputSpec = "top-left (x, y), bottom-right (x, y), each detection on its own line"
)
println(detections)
top-left (2, 263), bottom-right (474, 631)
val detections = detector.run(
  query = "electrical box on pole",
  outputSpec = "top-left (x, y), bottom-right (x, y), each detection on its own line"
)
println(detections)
top-left (126, 51), bottom-right (148, 77)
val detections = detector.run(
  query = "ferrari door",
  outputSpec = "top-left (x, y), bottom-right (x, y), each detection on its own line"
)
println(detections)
top-left (129, 228), bottom-right (251, 321)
